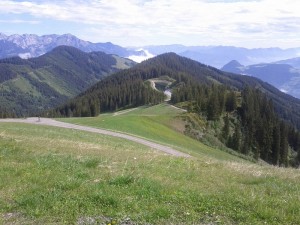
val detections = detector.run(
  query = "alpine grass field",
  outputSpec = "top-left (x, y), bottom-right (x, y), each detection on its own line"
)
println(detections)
top-left (1, 104), bottom-right (300, 224)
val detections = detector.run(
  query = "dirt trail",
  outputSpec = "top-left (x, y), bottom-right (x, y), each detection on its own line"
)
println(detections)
top-left (0, 117), bottom-right (190, 158)
top-left (113, 108), bottom-right (137, 116)
top-left (170, 105), bottom-right (187, 112)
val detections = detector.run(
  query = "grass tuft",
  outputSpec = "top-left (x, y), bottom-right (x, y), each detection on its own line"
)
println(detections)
top-left (109, 175), bottom-right (136, 186)
top-left (83, 158), bottom-right (100, 169)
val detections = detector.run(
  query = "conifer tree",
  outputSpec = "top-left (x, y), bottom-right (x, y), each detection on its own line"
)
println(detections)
top-left (207, 90), bottom-right (220, 120)
top-left (225, 91), bottom-right (237, 112)
top-left (222, 113), bottom-right (230, 141)
top-left (272, 124), bottom-right (281, 165)
top-left (231, 123), bottom-right (241, 152)
top-left (280, 122), bottom-right (289, 167)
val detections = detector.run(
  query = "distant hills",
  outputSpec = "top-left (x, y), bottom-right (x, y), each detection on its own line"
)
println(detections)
top-left (221, 60), bottom-right (300, 99)
top-left (275, 57), bottom-right (300, 69)
top-left (0, 46), bottom-right (135, 116)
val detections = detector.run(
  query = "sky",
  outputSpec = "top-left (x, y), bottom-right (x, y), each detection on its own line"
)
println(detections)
top-left (0, 0), bottom-right (300, 48)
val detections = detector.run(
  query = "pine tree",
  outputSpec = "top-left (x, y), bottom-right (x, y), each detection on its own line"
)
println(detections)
top-left (294, 133), bottom-right (300, 166)
top-left (225, 91), bottom-right (237, 112)
top-left (222, 113), bottom-right (230, 141)
top-left (242, 131), bottom-right (251, 155)
top-left (280, 122), bottom-right (289, 167)
top-left (207, 90), bottom-right (220, 120)
top-left (231, 123), bottom-right (241, 152)
top-left (272, 124), bottom-right (281, 165)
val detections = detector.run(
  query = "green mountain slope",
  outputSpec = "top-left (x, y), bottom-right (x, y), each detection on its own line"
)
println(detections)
top-left (0, 46), bottom-right (135, 117)
top-left (52, 53), bottom-right (300, 167)
top-left (60, 103), bottom-right (243, 161)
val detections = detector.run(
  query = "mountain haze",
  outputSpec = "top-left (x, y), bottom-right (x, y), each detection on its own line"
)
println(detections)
top-left (0, 46), bottom-right (135, 117)
top-left (142, 45), bottom-right (300, 68)
top-left (222, 60), bottom-right (300, 98)
top-left (275, 57), bottom-right (300, 69)
top-left (221, 60), bottom-right (244, 74)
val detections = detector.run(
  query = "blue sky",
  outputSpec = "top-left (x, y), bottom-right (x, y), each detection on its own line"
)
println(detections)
top-left (0, 0), bottom-right (300, 48)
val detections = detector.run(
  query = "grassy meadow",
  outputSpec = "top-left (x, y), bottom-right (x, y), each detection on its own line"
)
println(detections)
top-left (60, 103), bottom-right (242, 162)
top-left (1, 104), bottom-right (300, 224)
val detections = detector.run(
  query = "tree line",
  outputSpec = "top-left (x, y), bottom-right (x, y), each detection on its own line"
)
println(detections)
top-left (171, 81), bottom-right (300, 167)
top-left (47, 74), bottom-right (165, 117)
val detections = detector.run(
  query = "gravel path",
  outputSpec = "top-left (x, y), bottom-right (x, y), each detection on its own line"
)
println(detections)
top-left (170, 105), bottom-right (187, 112)
top-left (0, 117), bottom-right (190, 158)
top-left (113, 108), bottom-right (138, 116)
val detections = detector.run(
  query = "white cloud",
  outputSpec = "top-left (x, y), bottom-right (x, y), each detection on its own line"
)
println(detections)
top-left (0, 19), bottom-right (40, 24)
top-left (0, 0), bottom-right (300, 47)
top-left (128, 48), bottom-right (155, 63)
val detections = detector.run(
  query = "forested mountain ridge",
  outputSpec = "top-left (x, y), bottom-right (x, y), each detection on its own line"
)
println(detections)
top-left (52, 52), bottom-right (300, 128)
top-left (0, 45), bottom-right (135, 117)
top-left (51, 52), bottom-right (300, 166)
top-left (137, 53), bottom-right (300, 130)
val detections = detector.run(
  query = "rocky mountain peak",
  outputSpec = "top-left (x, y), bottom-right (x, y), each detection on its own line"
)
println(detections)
top-left (0, 33), bottom-right (139, 59)
top-left (0, 33), bottom-right (7, 40)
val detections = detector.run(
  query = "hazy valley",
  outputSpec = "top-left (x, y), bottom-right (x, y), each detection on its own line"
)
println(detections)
top-left (222, 59), bottom-right (300, 99)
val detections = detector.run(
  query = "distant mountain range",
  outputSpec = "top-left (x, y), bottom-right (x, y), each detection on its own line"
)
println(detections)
top-left (275, 57), bottom-right (300, 69)
top-left (141, 45), bottom-right (300, 68)
top-left (0, 45), bottom-right (135, 116)
top-left (0, 33), bottom-right (146, 60)
top-left (221, 60), bottom-right (300, 99)
top-left (1, 33), bottom-right (300, 68)
top-left (2, 32), bottom-right (300, 100)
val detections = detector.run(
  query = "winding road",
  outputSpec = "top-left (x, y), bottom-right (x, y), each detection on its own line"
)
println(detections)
top-left (0, 117), bottom-right (190, 158)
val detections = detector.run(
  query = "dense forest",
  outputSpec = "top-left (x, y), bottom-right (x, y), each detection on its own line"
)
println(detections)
top-left (47, 71), bottom-right (165, 117)
top-left (49, 53), bottom-right (300, 166)
top-left (171, 82), bottom-right (300, 167)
